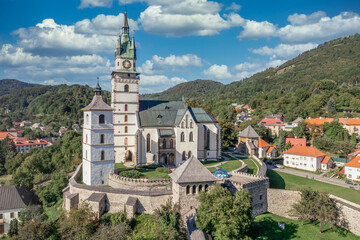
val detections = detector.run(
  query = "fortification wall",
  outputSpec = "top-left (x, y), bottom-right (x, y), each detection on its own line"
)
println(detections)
top-left (108, 173), bottom-right (171, 191)
top-left (267, 188), bottom-right (360, 236)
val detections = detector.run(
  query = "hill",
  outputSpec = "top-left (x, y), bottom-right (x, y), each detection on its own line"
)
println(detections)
top-left (141, 79), bottom-right (223, 101)
top-left (0, 79), bottom-right (39, 96)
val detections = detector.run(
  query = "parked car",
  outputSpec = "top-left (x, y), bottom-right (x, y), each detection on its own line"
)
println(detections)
top-left (345, 180), bottom-right (357, 186)
top-left (275, 164), bottom-right (284, 169)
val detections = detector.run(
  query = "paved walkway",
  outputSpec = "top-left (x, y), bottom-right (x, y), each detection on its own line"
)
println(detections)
top-left (271, 165), bottom-right (359, 190)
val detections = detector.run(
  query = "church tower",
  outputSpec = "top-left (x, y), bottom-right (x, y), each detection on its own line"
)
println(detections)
top-left (82, 82), bottom-right (115, 186)
top-left (111, 7), bottom-right (139, 165)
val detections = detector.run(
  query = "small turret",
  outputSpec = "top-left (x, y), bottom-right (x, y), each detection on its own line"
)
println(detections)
top-left (122, 5), bottom-right (129, 35)
top-left (94, 78), bottom-right (102, 96)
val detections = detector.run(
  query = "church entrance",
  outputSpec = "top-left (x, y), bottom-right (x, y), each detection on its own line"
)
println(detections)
top-left (169, 153), bottom-right (175, 165)
top-left (125, 150), bottom-right (132, 162)
top-left (160, 153), bottom-right (168, 165)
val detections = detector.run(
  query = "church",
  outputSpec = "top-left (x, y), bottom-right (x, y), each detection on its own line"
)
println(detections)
top-left (81, 8), bottom-right (221, 186)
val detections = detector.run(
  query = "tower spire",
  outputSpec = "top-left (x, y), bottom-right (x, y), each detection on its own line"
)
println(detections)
top-left (122, 4), bottom-right (129, 34)
top-left (94, 77), bottom-right (102, 95)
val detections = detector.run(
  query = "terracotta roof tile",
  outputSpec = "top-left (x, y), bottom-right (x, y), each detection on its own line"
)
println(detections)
top-left (345, 119), bottom-right (360, 126)
top-left (259, 138), bottom-right (271, 148)
top-left (345, 156), bottom-right (360, 168)
top-left (259, 118), bottom-right (284, 125)
top-left (321, 156), bottom-right (332, 164)
top-left (267, 146), bottom-right (275, 153)
top-left (0, 132), bottom-right (15, 139)
top-left (305, 118), bottom-right (334, 125)
top-left (286, 138), bottom-right (306, 146)
top-left (283, 146), bottom-right (326, 157)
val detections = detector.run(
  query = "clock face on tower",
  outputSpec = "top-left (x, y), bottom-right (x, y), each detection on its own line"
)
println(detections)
top-left (122, 60), bottom-right (131, 69)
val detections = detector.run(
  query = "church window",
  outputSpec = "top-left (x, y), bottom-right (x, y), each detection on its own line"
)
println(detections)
top-left (117, 62), bottom-right (119, 66)
top-left (205, 184), bottom-right (209, 191)
top-left (170, 139), bottom-right (174, 148)
top-left (101, 151), bottom-right (105, 160)
top-left (100, 134), bottom-right (104, 144)
top-left (192, 185), bottom-right (196, 194)
top-left (181, 122), bottom-right (184, 128)
top-left (86, 114), bottom-right (89, 124)
top-left (124, 137), bottom-right (128, 145)
top-left (125, 115), bottom-right (128, 122)
top-left (125, 126), bottom-right (128, 133)
top-left (182, 151), bottom-right (186, 160)
top-left (99, 114), bottom-right (105, 124)
top-left (188, 151), bottom-right (192, 158)
top-left (186, 185), bottom-right (190, 195)
top-left (146, 134), bottom-right (151, 152)
top-left (199, 185), bottom-right (203, 192)
top-left (124, 84), bottom-right (129, 92)
top-left (189, 132), bottom-right (193, 142)
top-left (125, 104), bottom-right (128, 111)
top-left (206, 129), bottom-right (210, 150)
top-left (162, 139), bottom-right (166, 149)
top-left (190, 121), bottom-right (193, 128)
top-left (180, 132), bottom-right (185, 142)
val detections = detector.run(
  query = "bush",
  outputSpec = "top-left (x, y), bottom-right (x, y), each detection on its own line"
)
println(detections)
top-left (119, 170), bottom-right (143, 179)
top-left (155, 167), bottom-right (169, 173)
top-left (139, 164), bottom-right (161, 169)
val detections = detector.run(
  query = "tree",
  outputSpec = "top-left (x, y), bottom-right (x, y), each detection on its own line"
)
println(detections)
top-left (351, 133), bottom-right (357, 144)
top-left (326, 98), bottom-right (336, 113)
top-left (196, 184), bottom-right (253, 239)
top-left (218, 119), bottom-right (238, 147)
top-left (92, 223), bottom-right (131, 240)
top-left (291, 189), bottom-right (339, 233)
top-left (37, 171), bottom-right (68, 207)
top-left (0, 136), bottom-right (16, 175)
top-left (8, 218), bottom-right (19, 237)
top-left (19, 205), bottom-right (47, 226)
top-left (324, 121), bottom-right (349, 141)
top-left (293, 121), bottom-right (307, 139)
top-left (17, 221), bottom-right (52, 240)
top-left (59, 203), bottom-right (97, 240)
top-left (154, 199), bottom-right (182, 239)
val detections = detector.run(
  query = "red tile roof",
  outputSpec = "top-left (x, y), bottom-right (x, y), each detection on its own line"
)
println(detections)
top-left (286, 138), bottom-right (306, 147)
top-left (321, 156), bottom-right (332, 164)
top-left (259, 118), bottom-right (284, 125)
top-left (259, 138), bottom-right (271, 148)
top-left (345, 119), bottom-right (360, 126)
top-left (0, 132), bottom-right (15, 139)
top-left (283, 146), bottom-right (326, 157)
top-left (13, 137), bottom-right (48, 146)
top-left (304, 118), bottom-right (334, 125)
top-left (345, 156), bottom-right (360, 168)
top-left (267, 146), bottom-right (275, 153)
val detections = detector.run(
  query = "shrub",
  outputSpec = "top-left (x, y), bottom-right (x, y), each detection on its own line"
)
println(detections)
top-left (155, 167), bottom-right (169, 173)
top-left (119, 170), bottom-right (143, 179)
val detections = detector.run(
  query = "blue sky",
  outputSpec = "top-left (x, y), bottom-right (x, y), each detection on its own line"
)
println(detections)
top-left (1, 0), bottom-right (359, 93)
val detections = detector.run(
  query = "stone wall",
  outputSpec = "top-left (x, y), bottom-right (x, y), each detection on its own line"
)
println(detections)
top-left (231, 163), bottom-right (247, 174)
top-left (267, 189), bottom-right (360, 236)
top-left (108, 173), bottom-right (171, 191)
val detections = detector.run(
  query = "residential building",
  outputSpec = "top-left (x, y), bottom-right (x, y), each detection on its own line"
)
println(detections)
top-left (283, 146), bottom-right (326, 172)
top-left (320, 156), bottom-right (335, 170)
top-left (304, 118), bottom-right (334, 125)
top-left (286, 138), bottom-right (306, 147)
top-left (13, 137), bottom-right (48, 153)
top-left (58, 127), bottom-right (68, 136)
top-left (344, 156), bottom-right (360, 181)
top-left (30, 123), bottom-right (42, 130)
top-left (19, 121), bottom-right (32, 127)
top-left (343, 118), bottom-right (360, 136)
top-left (0, 132), bottom-right (14, 142)
top-left (0, 185), bottom-right (33, 235)
top-left (258, 118), bottom-right (285, 136)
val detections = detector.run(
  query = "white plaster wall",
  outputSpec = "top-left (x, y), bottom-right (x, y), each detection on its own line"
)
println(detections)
top-left (345, 166), bottom-right (360, 180)
top-left (113, 103), bottom-right (138, 113)
top-left (138, 128), bottom-right (159, 164)
top-left (0, 208), bottom-right (22, 234)
top-left (284, 154), bottom-right (323, 172)
top-left (84, 160), bottom-right (114, 186)
top-left (203, 123), bottom-right (220, 159)
top-left (114, 114), bottom-right (137, 125)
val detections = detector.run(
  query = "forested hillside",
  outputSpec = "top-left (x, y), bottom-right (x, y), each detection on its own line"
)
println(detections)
top-left (0, 83), bottom-right (110, 130)
top-left (0, 79), bottom-right (39, 96)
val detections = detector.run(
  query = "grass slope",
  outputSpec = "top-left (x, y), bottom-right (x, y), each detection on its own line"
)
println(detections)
top-left (250, 213), bottom-right (358, 240)
top-left (267, 169), bottom-right (360, 205)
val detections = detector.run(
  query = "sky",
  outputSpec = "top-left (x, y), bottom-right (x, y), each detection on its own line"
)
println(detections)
top-left (0, 0), bottom-right (359, 93)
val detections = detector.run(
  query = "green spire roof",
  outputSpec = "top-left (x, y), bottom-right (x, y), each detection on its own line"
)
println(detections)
top-left (114, 6), bottom-right (136, 60)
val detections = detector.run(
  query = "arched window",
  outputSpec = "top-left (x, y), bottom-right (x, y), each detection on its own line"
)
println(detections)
top-left (189, 132), bottom-right (193, 142)
top-left (101, 151), bottom-right (105, 160)
top-left (117, 62), bottom-right (119, 66)
top-left (180, 132), bottom-right (185, 142)
top-left (125, 126), bottom-right (128, 133)
top-left (124, 104), bottom-right (128, 111)
top-left (162, 139), bottom-right (166, 149)
top-left (124, 137), bottom-right (128, 145)
top-left (199, 185), bottom-right (203, 192)
top-left (86, 114), bottom-right (89, 124)
top-left (186, 115), bottom-right (189, 128)
top-left (86, 134), bottom-right (88, 143)
top-left (186, 185), bottom-right (190, 195)
top-left (182, 151), bottom-right (186, 160)
top-left (100, 134), bottom-right (104, 144)
top-left (146, 134), bottom-right (151, 152)
top-left (205, 184), bottom-right (209, 191)
top-left (99, 114), bottom-right (105, 124)
top-left (124, 115), bottom-right (128, 122)
top-left (124, 84), bottom-right (129, 92)
top-left (190, 121), bottom-right (193, 128)
top-left (188, 151), bottom-right (192, 158)
top-left (170, 139), bottom-right (174, 148)
top-left (206, 129), bottom-right (210, 150)
top-left (181, 122), bottom-right (184, 128)
top-left (192, 185), bottom-right (196, 194)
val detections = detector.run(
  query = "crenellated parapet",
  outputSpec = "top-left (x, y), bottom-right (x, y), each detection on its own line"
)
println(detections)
top-left (108, 173), bottom-right (172, 191)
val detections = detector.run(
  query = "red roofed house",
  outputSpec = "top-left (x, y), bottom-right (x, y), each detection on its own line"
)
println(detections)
top-left (344, 156), bottom-right (360, 180)
top-left (304, 118), bottom-right (334, 125)
top-left (0, 132), bottom-right (15, 142)
top-left (343, 118), bottom-right (360, 136)
top-left (258, 118), bottom-right (285, 136)
top-left (258, 138), bottom-right (278, 158)
top-left (286, 138), bottom-right (306, 147)
top-left (283, 146), bottom-right (326, 172)
top-left (13, 137), bottom-right (49, 153)
top-left (320, 156), bottom-right (335, 170)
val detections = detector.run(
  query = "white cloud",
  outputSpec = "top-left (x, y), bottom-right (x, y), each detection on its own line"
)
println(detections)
top-left (140, 74), bottom-right (187, 93)
top-left (138, 54), bottom-right (202, 74)
top-left (250, 43), bottom-right (318, 59)
top-left (75, 13), bottom-right (139, 35)
top-left (288, 11), bottom-right (327, 26)
top-left (203, 64), bottom-right (232, 80)
top-left (234, 62), bottom-right (262, 71)
top-left (79, 0), bottom-right (113, 9)
top-left (238, 20), bottom-right (277, 40)
top-left (278, 12), bottom-right (360, 43)
top-left (266, 59), bottom-right (286, 68)
top-left (226, 2), bottom-right (241, 12)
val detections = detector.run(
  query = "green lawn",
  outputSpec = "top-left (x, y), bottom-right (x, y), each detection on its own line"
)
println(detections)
top-left (267, 169), bottom-right (360, 205)
top-left (243, 158), bottom-right (260, 175)
top-left (218, 160), bottom-right (242, 172)
top-left (44, 199), bottom-right (63, 221)
top-left (202, 160), bottom-right (223, 167)
top-left (114, 163), bottom-right (126, 170)
top-left (250, 213), bottom-right (358, 240)
top-left (207, 167), bottom-right (217, 173)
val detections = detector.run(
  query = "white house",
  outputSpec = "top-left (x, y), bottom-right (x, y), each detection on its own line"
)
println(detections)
top-left (0, 186), bottom-right (33, 235)
top-left (283, 146), bottom-right (326, 172)
top-left (344, 157), bottom-right (360, 181)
